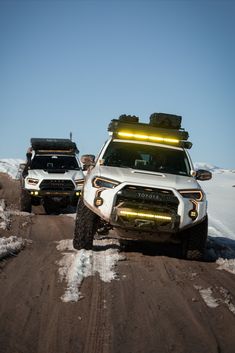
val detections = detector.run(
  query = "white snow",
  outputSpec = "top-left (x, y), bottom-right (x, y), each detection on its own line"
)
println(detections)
top-left (0, 195), bottom-right (32, 260)
top-left (56, 238), bottom-right (124, 302)
top-left (198, 167), bottom-right (235, 267)
top-left (0, 236), bottom-right (26, 260)
top-left (216, 258), bottom-right (235, 275)
top-left (0, 199), bottom-right (10, 230)
top-left (0, 198), bottom-right (32, 231)
top-left (195, 286), bottom-right (219, 308)
top-left (194, 285), bottom-right (235, 315)
top-left (201, 170), bottom-right (235, 239)
top-left (0, 159), bottom-right (24, 179)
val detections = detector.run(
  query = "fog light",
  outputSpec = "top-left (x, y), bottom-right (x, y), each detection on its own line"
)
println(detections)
top-left (34, 191), bottom-right (39, 196)
top-left (189, 210), bottom-right (198, 220)
top-left (76, 191), bottom-right (81, 196)
top-left (94, 197), bottom-right (103, 207)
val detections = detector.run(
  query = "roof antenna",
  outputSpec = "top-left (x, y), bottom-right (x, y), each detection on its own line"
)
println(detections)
top-left (70, 132), bottom-right (72, 141)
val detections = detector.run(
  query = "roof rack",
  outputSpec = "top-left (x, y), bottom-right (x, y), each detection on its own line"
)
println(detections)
top-left (108, 114), bottom-right (192, 149)
top-left (30, 138), bottom-right (79, 154)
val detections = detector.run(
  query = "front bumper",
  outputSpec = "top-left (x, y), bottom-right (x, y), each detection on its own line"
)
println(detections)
top-left (89, 182), bottom-right (207, 234)
top-left (26, 189), bottom-right (81, 197)
top-left (111, 205), bottom-right (180, 233)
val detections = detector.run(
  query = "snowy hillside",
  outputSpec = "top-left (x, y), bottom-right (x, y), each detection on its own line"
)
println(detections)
top-left (0, 158), bottom-right (24, 179)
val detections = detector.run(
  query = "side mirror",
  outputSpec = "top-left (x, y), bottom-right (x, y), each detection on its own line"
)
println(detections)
top-left (80, 154), bottom-right (95, 171)
top-left (195, 169), bottom-right (212, 181)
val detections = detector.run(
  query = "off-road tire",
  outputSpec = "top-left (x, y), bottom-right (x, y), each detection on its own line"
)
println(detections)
top-left (73, 198), bottom-right (98, 250)
top-left (20, 189), bottom-right (32, 213)
top-left (182, 216), bottom-right (208, 260)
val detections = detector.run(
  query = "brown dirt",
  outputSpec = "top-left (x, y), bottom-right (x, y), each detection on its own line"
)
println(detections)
top-left (1, 173), bottom-right (235, 353)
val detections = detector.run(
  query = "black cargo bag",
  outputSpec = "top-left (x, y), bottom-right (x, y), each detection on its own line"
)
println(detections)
top-left (149, 113), bottom-right (182, 129)
top-left (118, 114), bottom-right (139, 123)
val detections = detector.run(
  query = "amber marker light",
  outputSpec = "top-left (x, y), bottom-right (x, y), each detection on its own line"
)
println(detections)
top-left (117, 131), bottom-right (180, 144)
top-left (179, 189), bottom-right (204, 201)
top-left (119, 210), bottom-right (172, 221)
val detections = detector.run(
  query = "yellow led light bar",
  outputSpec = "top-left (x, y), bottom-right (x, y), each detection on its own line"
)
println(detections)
top-left (119, 210), bottom-right (172, 221)
top-left (117, 131), bottom-right (180, 144)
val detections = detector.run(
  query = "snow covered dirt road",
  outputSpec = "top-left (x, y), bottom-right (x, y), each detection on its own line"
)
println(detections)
top-left (1, 171), bottom-right (235, 353)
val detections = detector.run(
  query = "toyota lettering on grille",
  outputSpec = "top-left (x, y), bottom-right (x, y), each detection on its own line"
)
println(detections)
top-left (137, 192), bottom-right (161, 201)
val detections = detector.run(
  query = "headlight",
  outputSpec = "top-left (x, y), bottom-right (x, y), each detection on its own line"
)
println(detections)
top-left (92, 177), bottom-right (120, 189)
top-left (178, 189), bottom-right (204, 201)
top-left (26, 178), bottom-right (39, 185)
top-left (74, 179), bottom-right (84, 186)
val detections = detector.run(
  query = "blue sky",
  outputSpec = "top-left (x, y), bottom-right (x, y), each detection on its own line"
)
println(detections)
top-left (0, 0), bottom-right (234, 168)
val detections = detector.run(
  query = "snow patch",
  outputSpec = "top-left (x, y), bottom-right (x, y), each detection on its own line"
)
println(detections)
top-left (194, 285), bottom-right (235, 315)
top-left (195, 286), bottom-right (219, 308)
top-left (0, 198), bottom-right (33, 230)
top-left (216, 258), bottom-right (235, 274)
top-left (56, 238), bottom-right (124, 302)
top-left (0, 199), bottom-right (10, 230)
top-left (0, 236), bottom-right (26, 260)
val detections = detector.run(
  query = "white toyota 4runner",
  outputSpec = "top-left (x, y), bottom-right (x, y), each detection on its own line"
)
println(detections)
top-left (20, 138), bottom-right (84, 214)
top-left (73, 114), bottom-right (212, 259)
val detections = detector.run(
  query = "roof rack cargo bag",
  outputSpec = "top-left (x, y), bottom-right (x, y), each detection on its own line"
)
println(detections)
top-left (150, 113), bottom-right (182, 129)
top-left (30, 138), bottom-right (78, 153)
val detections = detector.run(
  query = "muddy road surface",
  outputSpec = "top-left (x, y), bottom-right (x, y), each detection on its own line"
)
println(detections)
top-left (1, 172), bottom-right (235, 353)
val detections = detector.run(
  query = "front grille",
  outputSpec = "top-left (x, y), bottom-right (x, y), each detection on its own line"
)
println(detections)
top-left (115, 185), bottom-right (179, 213)
top-left (112, 185), bottom-right (180, 232)
top-left (39, 179), bottom-right (74, 191)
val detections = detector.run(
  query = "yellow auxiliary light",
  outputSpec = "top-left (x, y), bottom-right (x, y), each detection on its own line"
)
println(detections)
top-left (117, 131), bottom-right (180, 145)
top-left (119, 210), bottom-right (172, 221)
top-left (94, 196), bottom-right (103, 207)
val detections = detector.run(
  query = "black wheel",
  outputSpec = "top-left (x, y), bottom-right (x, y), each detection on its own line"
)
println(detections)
top-left (71, 196), bottom-right (79, 207)
top-left (182, 216), bottom-right (208, 260)
top-left (73, 198), bottom-right (98, 250)
top-left (20, 189), bottom-right (32, 213)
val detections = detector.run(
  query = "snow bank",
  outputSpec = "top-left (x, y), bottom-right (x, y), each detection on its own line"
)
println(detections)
top-left (56, 238), bottom-right (125, 302)
top-left (0, 236), bottom-right (26, 260)
top-left (194, 285), bottom-right (235, 315)
top-left (0, 199), bottom-right (10, 230)
top-left (0, 158), bottom-right (24, 179)
top-left (201, 170), bottom-right (235, 240)
top-left (0, 198), bottom-right (32, 230)
top-left (216, 258), bottom-right (235, 275)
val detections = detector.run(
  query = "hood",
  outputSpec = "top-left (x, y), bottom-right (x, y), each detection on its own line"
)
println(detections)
top-left (97, 166), bottom-right (200, 190)
top-left (27, 169), bottom-right (84, 180)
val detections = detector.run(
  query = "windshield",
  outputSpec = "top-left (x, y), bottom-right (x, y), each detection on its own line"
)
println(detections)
top-left (102, 141), bottom-right (191, 176)
top-left (30, 155), bottom-right (80, 171)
